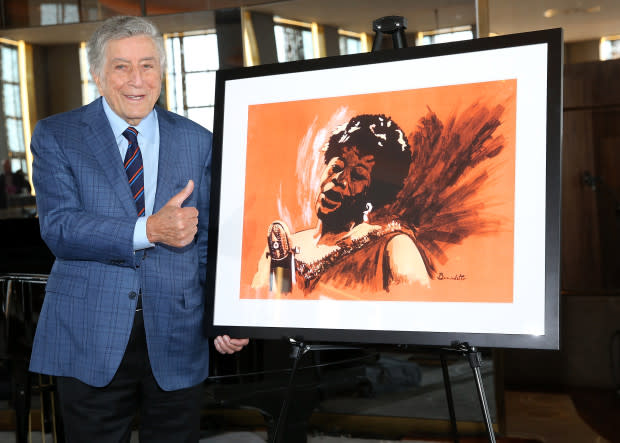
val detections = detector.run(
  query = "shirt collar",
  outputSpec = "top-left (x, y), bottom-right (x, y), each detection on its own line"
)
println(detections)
top-left (101, 96), bottom-right (158, 144)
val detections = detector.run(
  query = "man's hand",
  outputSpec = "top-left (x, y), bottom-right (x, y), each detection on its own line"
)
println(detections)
top-left (214, 336), bottom-right (249, 354)
top-left (146, 180), bottom-right (198, 247)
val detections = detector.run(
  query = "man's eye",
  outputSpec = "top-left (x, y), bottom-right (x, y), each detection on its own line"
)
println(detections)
top-left (115, 65), bottom-right (127, 70)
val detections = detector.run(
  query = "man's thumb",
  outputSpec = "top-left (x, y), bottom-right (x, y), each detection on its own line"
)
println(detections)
top-left (167, 180), bottom-right (194, 207)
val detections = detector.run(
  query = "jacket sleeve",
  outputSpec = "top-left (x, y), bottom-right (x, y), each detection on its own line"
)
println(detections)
top-left (197, 131), bottom-right (212, 287)
top-left (31, 119), bottom-right (138, 267)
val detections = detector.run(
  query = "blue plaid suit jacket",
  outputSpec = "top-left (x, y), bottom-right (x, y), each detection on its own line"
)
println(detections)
top-left (29, 98), bottom-right (212, 390)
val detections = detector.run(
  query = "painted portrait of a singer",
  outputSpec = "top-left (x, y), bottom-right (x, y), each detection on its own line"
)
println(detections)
top-left (242, 80), bottom-right (517, 302)
top-left (252, 114), bottom-right (430, 294)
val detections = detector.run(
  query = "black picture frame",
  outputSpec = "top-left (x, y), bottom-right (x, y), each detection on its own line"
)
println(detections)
top-left (206, 28), bottom-right (563, 350)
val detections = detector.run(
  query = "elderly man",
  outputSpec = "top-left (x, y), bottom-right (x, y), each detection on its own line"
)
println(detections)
top-left (29, 16), bottom-right (247, 442)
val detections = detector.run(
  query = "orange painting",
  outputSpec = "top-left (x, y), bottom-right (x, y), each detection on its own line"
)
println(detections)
top-left (238, 79), bottom-right (517, 303)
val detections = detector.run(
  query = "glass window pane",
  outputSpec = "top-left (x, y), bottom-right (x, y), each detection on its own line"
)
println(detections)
top-left (600, 39), bottom-right (620, 60)
top-left (40, 3), bottom-right (79, 26)
top-left (10, 158), bottom-right (26, 172)
top-left (186, 107), bottom-right (214, 132)
top-left (166, 37), bottom-right (184, 114)
top-left (6, 118), bottom-right (25, 152)
top-left (79, 44), bottom-right (99, 105)
top-left (302, 29), bottom-right (313, 59)
top-left (339, 36), bottom-right (362, 55)
top-left (86, 83), bottom-right (99, 103)
top-left (184, 72), bottom-right (216, 108)
top-left (172, 37), bottom-right (183, 74)
top-left (80, 0), bottom-right (100, 22)
top-left (166, 72), bottom-right (178, 112)
top-left (86, 0), bottom-right (141, 21)
top-left (183, 34), bottom-right (219, 72)
top-left (3, 83), bottom-right (22, 118)
top-left (417, 29), bottom-right (473, 46)
top-left (600, 40), bottom-right (612, 60)
top-left (1, 46), bottom-right (19, 82)
top-left (433, 30), bottom-right (473, 44)
top-left (274, 25), bottom-right (286, 62)
top-left (274, 25), bottom-right (309, 62)
top-left (165, 37), bottom-right (177, 75)
top-left (173, 72), bottom-right (185, 114)
top-left (164, 31), bottom-right (217, 122)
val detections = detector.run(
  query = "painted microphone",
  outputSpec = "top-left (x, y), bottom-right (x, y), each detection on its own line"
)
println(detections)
top-left (266, 220), bottom-right (296, 294)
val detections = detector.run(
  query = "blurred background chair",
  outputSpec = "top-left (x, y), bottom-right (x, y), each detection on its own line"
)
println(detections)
top-left (0, 273), bottom-right (63, 443)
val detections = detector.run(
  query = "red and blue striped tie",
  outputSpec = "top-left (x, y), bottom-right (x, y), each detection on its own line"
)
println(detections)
top-left (122, 127), bottom-right (145, 216)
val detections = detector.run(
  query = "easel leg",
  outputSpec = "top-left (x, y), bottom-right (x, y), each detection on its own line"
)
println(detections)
top-left (272, 340), bottom-right (307, 443)
top-left (466, 347), bottom-right (496, 443)
top-left (440, 352), bottom-right (459, 443)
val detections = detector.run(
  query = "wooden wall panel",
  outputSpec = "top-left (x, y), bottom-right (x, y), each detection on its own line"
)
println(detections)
top-left (561, 61), bottom-right (620, 292)
top-left (564, 59), bottom-right (620, 109)
top-left (561, 110), bottom-right (601, 290)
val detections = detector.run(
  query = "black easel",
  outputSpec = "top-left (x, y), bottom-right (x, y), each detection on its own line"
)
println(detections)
top-left (371, 15), bottom-right (408, 51)
top-left (272, 21), bottom-right (410, 442)
top-left (273, 17), bottom-right (495, 443)
top-left (440, 342), bottom-right (497, 443)
top-left (369, 20), bottom-right (496, 442)
top-left (271, 338), bottom-right (359, 443)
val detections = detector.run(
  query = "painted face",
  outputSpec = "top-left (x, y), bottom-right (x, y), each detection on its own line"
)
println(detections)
top-left (316, 146), bottom-right (375, 226)
top-left (93, 35), bottom-right (162, 126)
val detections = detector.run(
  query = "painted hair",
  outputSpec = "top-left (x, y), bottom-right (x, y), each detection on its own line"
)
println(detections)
top-left (87, 16), bottom-right (166, 80)
top-left (324, 114), bottom-right (412, 206)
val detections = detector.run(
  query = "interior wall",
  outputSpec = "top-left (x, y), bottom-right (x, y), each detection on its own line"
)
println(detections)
top-left (323, 24), bottom-right (339, 57)
top-left (565, 39), bottom-right (600, 64)
top-left (215, 8), bottom-right (244, 70)
top-left (504, 58), bottom-right (620, 391)
top-left (503, 295), bottom-right (620, 389)
top-left (561, 58), bottom-right (620, 292)
top-left (250, 11), bottom-right (277, 65)
top-left (35, 44), bottom-right (82, 120)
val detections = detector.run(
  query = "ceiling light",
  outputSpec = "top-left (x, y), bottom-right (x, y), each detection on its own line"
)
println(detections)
top-left (543, 8), bottom-right (558, 18)
top-left (544, 5), bottom-right (601, 18)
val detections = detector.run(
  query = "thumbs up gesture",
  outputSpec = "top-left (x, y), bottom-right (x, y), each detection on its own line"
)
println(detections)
top-left (147, 180), bottom-right (199, 248)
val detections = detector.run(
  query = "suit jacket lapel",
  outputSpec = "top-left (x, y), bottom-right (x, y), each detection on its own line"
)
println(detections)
top-left (154, 108), bottom-right (178, 213)
top-left (82, 98), bottom-right (137, 217)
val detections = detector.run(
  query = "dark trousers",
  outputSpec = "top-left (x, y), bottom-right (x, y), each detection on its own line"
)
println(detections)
top-left (56, 309), bottom-right (203, 443)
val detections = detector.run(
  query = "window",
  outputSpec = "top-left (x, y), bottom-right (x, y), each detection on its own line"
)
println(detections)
top-left (416, 25), bottom-right (473, 46)
top-left (600, 36), bottom-right (620, 61)
top-left (165, 31), bottom-right (219, 132)
top-left (338, 30), bottom-right (366, 55)
top-left (40, 2), bottom-right (80, 25)
top-left (273, 17), bottom-right (314, 62)
top-left (0, 40), bottom-right (28, 175)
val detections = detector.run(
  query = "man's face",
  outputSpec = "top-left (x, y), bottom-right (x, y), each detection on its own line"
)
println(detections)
top-left (316, 146), bottom-right (375, 226)
top-left (93, 35), bottom-right (162, 126)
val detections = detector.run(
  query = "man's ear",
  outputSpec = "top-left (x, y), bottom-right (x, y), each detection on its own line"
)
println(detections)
top-left (92, 70), bottom-right (104, 96)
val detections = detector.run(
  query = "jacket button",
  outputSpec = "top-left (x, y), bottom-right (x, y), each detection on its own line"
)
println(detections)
top-left (128, 291), bottom-right (137, 299)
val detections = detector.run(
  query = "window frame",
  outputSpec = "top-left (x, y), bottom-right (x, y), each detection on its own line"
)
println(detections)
top-left (0, 38), bottom-right (32, 184)
top-left (164, 30), bottom-right (219, 132)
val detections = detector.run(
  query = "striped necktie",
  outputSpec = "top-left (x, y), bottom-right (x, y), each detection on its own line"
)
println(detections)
top-left (122, 127), bottom-right (145, 216)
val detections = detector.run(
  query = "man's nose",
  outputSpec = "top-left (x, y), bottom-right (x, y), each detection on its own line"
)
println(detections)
top-left (128, 67), bottom-right (144, 86)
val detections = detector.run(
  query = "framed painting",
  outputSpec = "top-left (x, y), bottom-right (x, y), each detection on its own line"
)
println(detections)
top-left (206, 28), bottom-right (562, 349)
